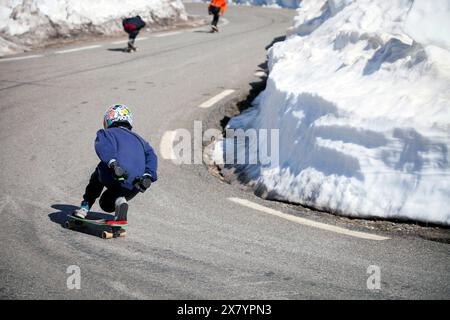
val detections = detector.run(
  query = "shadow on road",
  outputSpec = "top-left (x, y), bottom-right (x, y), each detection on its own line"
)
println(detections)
top-left (265, 35), bottom-right (286, 50)
top-left (48, 204), bottom-right (114, 225)
top-left (193, 30), bottom-right (213, 34)
top-left (107, 48), bottom-right (128, 53)
top-left (49, 204), bottom-right (116, 238)
top-left (220, 61), bottom-right (268, 130)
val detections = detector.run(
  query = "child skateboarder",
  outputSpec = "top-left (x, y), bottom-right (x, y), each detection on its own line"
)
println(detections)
top-left (74, 104), bottom-right (158, 221)
top-left (208, 0), bottom-right (227, 32)
top-left (122, 15), bottom-right (146, 52)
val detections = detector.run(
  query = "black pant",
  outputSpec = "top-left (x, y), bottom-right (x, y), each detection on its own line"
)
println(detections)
top-left (210, 5), bottom-right (220, 27)
top-left (83, 166), bottom-right (138, 213)
top-left (128, 30), bottom-right (139, 49)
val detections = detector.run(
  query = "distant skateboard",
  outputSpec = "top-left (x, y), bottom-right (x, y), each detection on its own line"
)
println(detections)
top-left (66, 214), bottom-right (128, 239)
top-left (211, 25), bottom-right (219, 33)
top-left (126, 46), bottom-right (138, 53)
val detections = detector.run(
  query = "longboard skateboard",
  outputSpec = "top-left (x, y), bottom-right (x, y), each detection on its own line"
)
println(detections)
top-left (126, 46), bottom-right (138, 53)
top-left (66, 214), bottom-right (128, 239)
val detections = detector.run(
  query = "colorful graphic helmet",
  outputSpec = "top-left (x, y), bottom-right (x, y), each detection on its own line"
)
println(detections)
top-left (103, 104), bottom-right (133, 129)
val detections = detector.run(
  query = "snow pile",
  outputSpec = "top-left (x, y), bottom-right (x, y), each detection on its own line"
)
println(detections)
top-left (404, 0), bottom-right (450, 51)
top-left (216, 0), bottom-right (450, 225)
top-left (0, 0), bottom-right (188, 57)
top-left (183, 0), bottom-right (301, 9)
top-left (230, 0), bottom-right (301, 8)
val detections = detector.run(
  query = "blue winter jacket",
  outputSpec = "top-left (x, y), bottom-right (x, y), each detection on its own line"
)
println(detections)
top-left (94, 127), bottom-right (158, 191)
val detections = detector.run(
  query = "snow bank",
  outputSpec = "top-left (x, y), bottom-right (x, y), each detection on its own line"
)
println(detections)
top-left (404, 0), bottom-right (450, 51)
top-left (0, 0), bottom-right (188, 57)
top-left (216, 0), bottom-right (450, 225)
top-left (184, 0), bottom-right (301, 9)
top-left (230, 0), bottom-right (301, 9)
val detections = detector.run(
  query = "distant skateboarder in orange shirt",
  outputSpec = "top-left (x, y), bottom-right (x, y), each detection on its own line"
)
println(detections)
top-left (208, 0), bottom-right (227, 33)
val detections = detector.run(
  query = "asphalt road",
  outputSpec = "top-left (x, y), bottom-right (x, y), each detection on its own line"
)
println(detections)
top-left (0, 3), bottom-right (448, 300)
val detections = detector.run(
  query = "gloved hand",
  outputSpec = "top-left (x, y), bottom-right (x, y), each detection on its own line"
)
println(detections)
top-left (133, 173), bottom-right (153, 193)
top-left (109, 160), bottom-right (128, 182)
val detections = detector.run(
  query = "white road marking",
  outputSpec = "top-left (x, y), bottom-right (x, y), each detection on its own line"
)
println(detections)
top-left (111, 37), bottom-right (148, 45)
top-left (55, 45), bottom-right (102, 54)
top-left (0, 55), bottom-right (43, 62)
top-left (254, 71), bottom-right (267, 77)
top-left (154, 31), bottom-right (182, 38)
top-left (221, 18), bottom-right (230, 27)
top-left (199, 89), bottom-right (235, 109)
top-left (111, 40), bottom-right (128, 45)
top-left (228, 198), bottom-right (390, 241)
top-left (193, 17), bottom-right (230, 32)
top-left (160, 130), bottom-right (177, 160)
top-left (1, 20), bottom-right (213, 62)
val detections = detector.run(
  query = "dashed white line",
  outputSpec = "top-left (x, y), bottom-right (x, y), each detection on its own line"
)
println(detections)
top-left (55, 45), bottom-right (102, 54)
top-left (1, 18), bottom-right (229, 62)
top-left (111, 40), bottom-right (128, 45)
top-left (111, 37), bottom-right (148, 45)
top-left (0, 55), bottom-right (43, 62)
top-left (154, 31), bottom-right (182, 38)
top-left (192, 17), bottom-right (230, 33)
top-left (228, 197), bottom-right (390, 241)
top-left (199, 89), bottom-right (235, 109)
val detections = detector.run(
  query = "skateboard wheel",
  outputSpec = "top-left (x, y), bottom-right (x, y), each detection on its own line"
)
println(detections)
top-left (119, 230), bottom-right (127, 238)
top-left (102, 229), bottom-right (126, 239)
top-left (102, 231), bottom-right (113, 239)
top-left (65, 221), bottom-right (74, 229)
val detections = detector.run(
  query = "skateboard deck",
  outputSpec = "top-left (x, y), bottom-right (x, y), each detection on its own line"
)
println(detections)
top-left (66, 214), bottom-right (128, 239)
top-left (126, 46), bottom-right (138, 53)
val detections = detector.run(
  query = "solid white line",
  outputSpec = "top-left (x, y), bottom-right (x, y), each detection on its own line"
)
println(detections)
top-left (0, 55), bottom-right (43, 62)
top-left (160, 130), bottom-right (177, 160)
top-left (228, 198), bottom-right (390, 241)
top-left (154, 31), bottom-right (182, 38)
top-left (199, 89), bottom-right (235, 109)
top-left (55, 45), bottom-right (102, 54)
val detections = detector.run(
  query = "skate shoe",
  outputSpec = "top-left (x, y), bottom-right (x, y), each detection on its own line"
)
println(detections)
top-left (74, 201), bottom-right (90, 219)
top-left (115, 197), bottom-right (128, 221)
top-left (127, 45), bottom-right (137, 53)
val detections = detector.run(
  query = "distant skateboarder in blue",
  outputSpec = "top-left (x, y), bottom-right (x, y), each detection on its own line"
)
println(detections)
top-left (74, 104), bottom-right (158, 221)
top-left (122, 15), bottom-right (146, 52)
